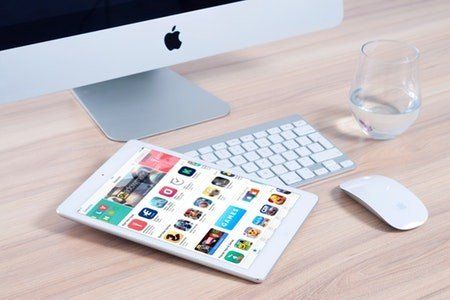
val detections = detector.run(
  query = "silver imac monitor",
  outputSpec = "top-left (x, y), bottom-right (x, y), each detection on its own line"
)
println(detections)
top-left (0, 0), bottom-right (343, 141)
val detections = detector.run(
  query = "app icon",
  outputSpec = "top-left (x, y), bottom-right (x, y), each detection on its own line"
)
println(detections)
top-left (99, 204), bottom-right (108, 211)
top-left (260, 204), bottom-right (278, 216)
top-left (203, 186), bottom-right (220, 197)
top-left (194, 197), bottom-right (213, 208)
top-left (211, 176), bottom-right (230, 187)
top-left (128, 219), bottom-right (147, 231)
top-left (195, 228), bottom-right (228, 255)
top-left (276, 188), bottom-right (291, 195)
top-left (225, 251), bottom-right (244, 264)
top-left (150, 197), bottom-right (168, 208)
top-left (101, 215), bottom-right (111, 221)
top-left (220, 171), bottom-right (235, 178)
top-left (94, 210), bottom-right (103, 215)
top-left (178, 166), bottom-right (196, 177)
top-left (106, 210), bottom-right (115, 216)
top-left (170, 177), bottom-right (184, 185)
top-left (244, 227), bottom-right (261, 238)
top-left (164, 230), bottom-right (184, 243)
top-left (242, 188), bottom-right (260, 202)
top-left (138, 207), bottom-right (158, 219)
top-left (159, 186), bottom-right (177, 197)
top-left (252, 216), bottom-right (270, 227)
top-left (184, 208), bottom-right (203, 220)
top-left (215, 206), bottom-right (246, 230)
top-left (174, 219), bottom-right (193, 231)
top-left (235, 239), bottom-right (253, 251)
top-left (269, 194), bottom-right (286, 205)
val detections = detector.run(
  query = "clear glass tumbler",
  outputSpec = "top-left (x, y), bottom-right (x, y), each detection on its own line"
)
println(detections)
top-left (349, 40), bottom-right (421, 140)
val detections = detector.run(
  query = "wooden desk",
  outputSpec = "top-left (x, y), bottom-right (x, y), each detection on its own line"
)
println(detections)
top-left (1, 0), bottom-right (449, 298)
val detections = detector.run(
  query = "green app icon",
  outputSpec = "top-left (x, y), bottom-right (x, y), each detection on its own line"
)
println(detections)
top-left (224, 251), bottom-right (244, 264)
top-left (87, 199), bottom-right (132, 225)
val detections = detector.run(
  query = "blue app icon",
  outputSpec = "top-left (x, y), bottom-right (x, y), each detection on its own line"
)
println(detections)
top-left (252, 216), bottom-right (264, 226)
top-left (150, 197), bottom-right (168, 208)
top-left (138, 207), bottom-right (158, 220)
top-left (215, 206), bottom-right (246, 230)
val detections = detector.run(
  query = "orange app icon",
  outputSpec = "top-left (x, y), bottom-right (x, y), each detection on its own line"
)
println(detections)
top-left (269, 194), bottom-right (286, 205)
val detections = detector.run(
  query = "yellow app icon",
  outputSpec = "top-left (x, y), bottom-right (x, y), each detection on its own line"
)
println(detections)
top-left (203, 186), bottom-right (220, 197)
top-left (164, 230), bottom-right (184, 243)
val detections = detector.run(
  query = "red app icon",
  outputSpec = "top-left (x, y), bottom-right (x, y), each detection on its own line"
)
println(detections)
top-left (128, 219), bottom-right (147, 231)
top-left (99, 204), bottom-right (108, 211)
top-left (159, 186), bottom-right (177, 197)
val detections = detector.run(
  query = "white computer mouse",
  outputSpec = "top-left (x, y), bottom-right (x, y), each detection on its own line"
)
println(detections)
top-left (340, 175), bottom-right (428, 230)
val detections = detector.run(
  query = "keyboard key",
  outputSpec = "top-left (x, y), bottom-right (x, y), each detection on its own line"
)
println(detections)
top-left (340, 160), bottom-right (355, 168)
top-left (323, 160), bottom-right (341, 172)
top-left (255, 138), bottom-right (271, 148)
top-left (255, 158), bottom-right (272, 169)
top-left (242, 141), bottom-right (258, 152)
top-left (240, 134), bottom-right (255, 142)
top-left (229, 145), bottom-right (245, 156)
top-left (267, 127), bottom-right (281, 134)
top-left (307, 143), bottom-right (325, 153)
top-left (280, 130), bottom-right (297, 140)
top-left (232, 166), bottom-right (245, 174)
top-left (295, 136), bottom-right (312, 146)
top-left (295, 147), bottom-right (311, 157)
top-left (185, 150), bottom-right (199, 157)
top-left (269, 154), bottom-right (286, 165)
top-left (244, 151), bottom-right (260, 162)
top-left (257, 147), bottom-right (274, 158)
top-left (257, 169), bottom-right (275, 179)
top-left (268, 134), bottom-right (284, 144)
top-left (198, 146), bottom-right (213, 154)
top-left (280, 123), bottom-right (294, 131)
top-left (226, 139), bottom-right (240, 146)
top-left (297, 168), bottom-right (315, 180)
top-left (314, 168), bottom-right (329, 176)
top-left (284, 160), bottom-right (301, 171)
top-left (281, 150), bottom-right (298, 161)
top-left (230, 155), bottom-right (247, 165)
top-left (269, 177), bottom-right (285, 187)
top-left (282, 139), bottom-right (298, 150)
top-left (294, 125), bottom-right (315, 136)
top-left (253, 131), bottom-right (268, 138)
top-left (280, 172), bottom-right (302, 185)
top-left (308, 132), bottom-right (321, 142)
top-left (212, 142), bottom-right (227, 150)
top-left (242, 162), bottom-right (259, 173)
top-left (216, 159), bottom-right (234, 169)
top-left (271, 164), bottom-right (288, 175)
top-left (310, 148), bottom-right (342, 163)
top-left (200, 153), bottom-right (218, 162)
top-left (216, 149), bottom-right (232, 159)
top-left (293, 120), bottom-right (307, 127)
top-left (318, 138), bottom-right (334, 149)
top-left (270, 143), bottom-right (287, 154)
top-left (298, 157), bottom-right (314, 167)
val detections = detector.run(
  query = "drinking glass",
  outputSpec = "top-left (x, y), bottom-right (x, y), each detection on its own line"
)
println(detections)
top-left (349, 40), bottom-right (421, 140)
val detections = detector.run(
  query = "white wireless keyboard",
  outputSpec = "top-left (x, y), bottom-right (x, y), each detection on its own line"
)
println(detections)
top-left (174, 115), bottom-right (355, 187)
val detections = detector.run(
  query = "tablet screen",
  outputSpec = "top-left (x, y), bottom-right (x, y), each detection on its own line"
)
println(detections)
top-left (78, 147), bottom-right (301, 268)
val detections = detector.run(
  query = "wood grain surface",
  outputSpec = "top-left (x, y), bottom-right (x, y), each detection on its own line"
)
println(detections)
top-left (1, 0), bottom-right (449, 298)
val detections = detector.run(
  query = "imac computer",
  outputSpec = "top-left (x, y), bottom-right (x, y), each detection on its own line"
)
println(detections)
top-left (0, 0), bottom-right (343, 141)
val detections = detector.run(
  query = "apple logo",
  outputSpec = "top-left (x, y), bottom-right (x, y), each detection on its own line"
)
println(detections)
top-left (164, 26), bottom-right (182, 51)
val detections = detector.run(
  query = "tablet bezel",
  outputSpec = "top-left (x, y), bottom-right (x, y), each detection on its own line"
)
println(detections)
top-left (57, 140), bottom-right (318, 282)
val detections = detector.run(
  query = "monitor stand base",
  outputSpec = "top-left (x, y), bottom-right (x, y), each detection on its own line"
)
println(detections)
top-left (73, 68), bottom-right (230, 142)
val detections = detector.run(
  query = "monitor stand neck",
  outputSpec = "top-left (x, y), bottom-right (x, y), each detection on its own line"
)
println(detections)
top-left (73, 68), bottom-right (230, 142)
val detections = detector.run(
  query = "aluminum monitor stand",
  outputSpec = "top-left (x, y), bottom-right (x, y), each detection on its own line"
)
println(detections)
top-left (73, 68), bottom-right (230, 142)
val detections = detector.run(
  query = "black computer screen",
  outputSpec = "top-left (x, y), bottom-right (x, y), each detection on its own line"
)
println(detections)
top-left (0, 0), bottom-right (243, 51)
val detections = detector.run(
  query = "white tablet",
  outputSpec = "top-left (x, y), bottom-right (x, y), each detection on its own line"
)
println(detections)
top-left (57, 140), bottom-right (318, 282)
